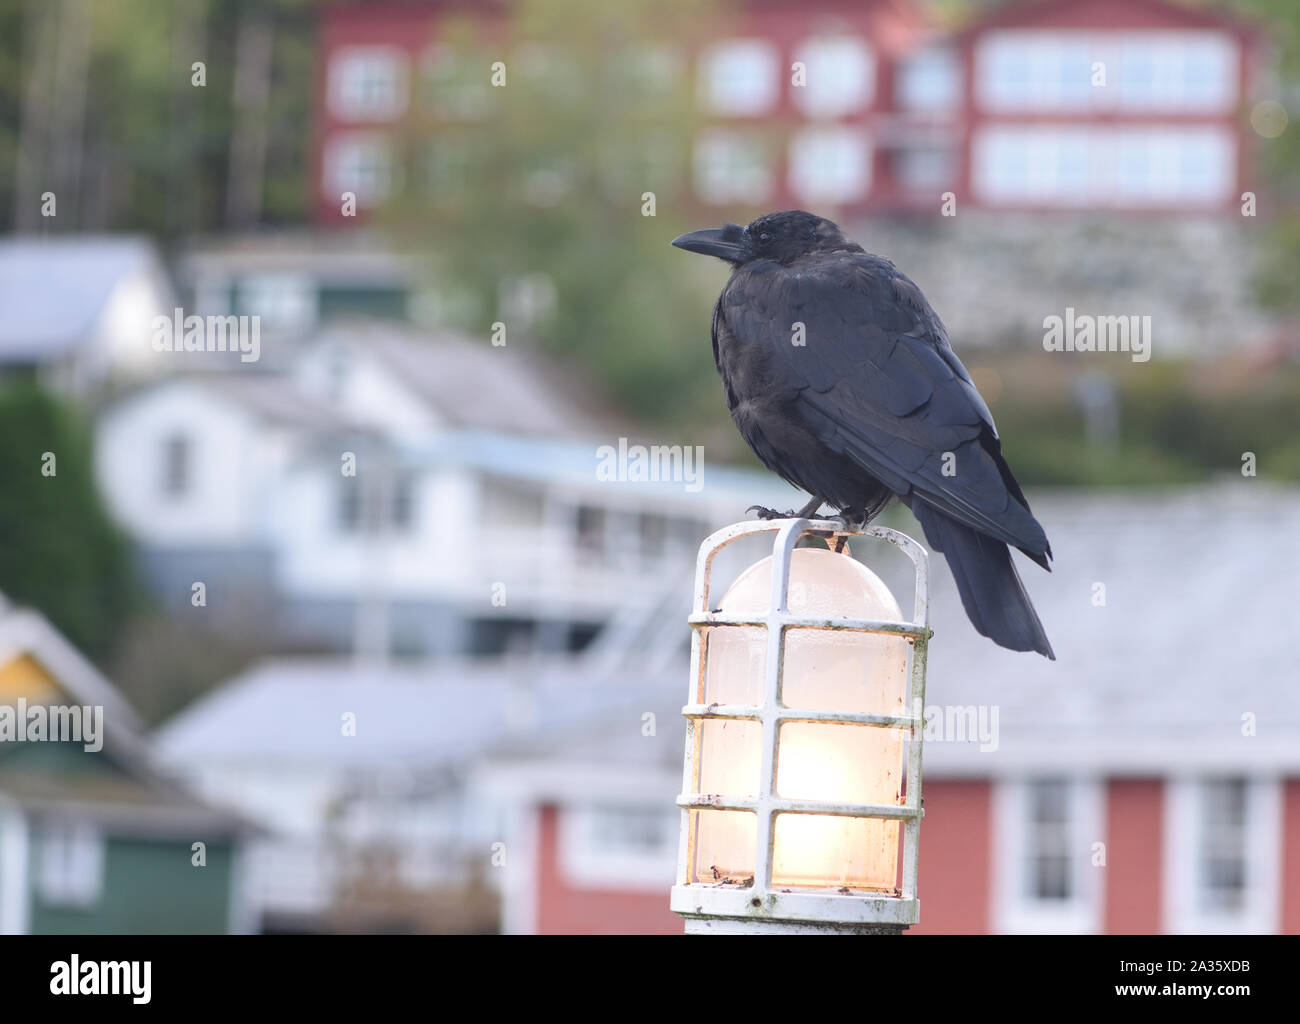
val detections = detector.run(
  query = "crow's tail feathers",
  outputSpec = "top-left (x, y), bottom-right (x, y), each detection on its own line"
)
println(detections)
top-left (911, 503), bottom-right (1056, 660)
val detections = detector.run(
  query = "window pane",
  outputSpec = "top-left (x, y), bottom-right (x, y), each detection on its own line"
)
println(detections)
top-left (699, 39), bottom-right (780, 116)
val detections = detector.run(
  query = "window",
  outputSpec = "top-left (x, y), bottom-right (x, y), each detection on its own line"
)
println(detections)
top-left (1115, 32), bottom-right (1236, 112)
top-left (324, 134), bottom-right (397, 208)
top-left (391, 473), bottom-right (415, 531)
top-left (338, 474), bottom-right (416, 533)
top-left (328, 46), bottom-right (410, 121)
top-left (978, 32), bottom-right (1096, 112)
top-left (1165, 777), bottom-right (1281, 933)
top-left (693, 130), bottom-right (772, 204)
top-left (422, 45), bottom-right (491, 120)
top-left (162, 434), bottom-right (190, 498)
top-left (576, 504), bottom-right (607, 561)
top-left (237, 273), bottom-right (317, 333)
top-left (338, 479), bottom-right (362, 533)
top-left (640, 512), bottom-right (668, 559)
top-left (699, 39), bottom-right (780, 116)
top-left (977, 30), bottom-right (1237, 114)
top-left (791, 37), bottom-right (874, 117)
top-left (994, 777), bottom-right (1103, 933)
top-left (788, 128), bottom-right (871, 204)
top-left (1026, 780), bottom-right (1073, 901)
top-left (973, 126), bottom-right (1233, 206)
top-left (1200, 779), bottom-right (1247, 911)
top-left (37, 822), bottom-right (104, 907)
top-left (559, 803), bottom-right (679, 888)
top-left (481, 479), bottom-right (545, 529)
top-left (897, 47), bottom-right (958, 111)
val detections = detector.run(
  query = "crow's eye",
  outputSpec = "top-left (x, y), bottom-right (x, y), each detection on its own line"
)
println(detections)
top-left (759, 232), bottom-right (771, 242)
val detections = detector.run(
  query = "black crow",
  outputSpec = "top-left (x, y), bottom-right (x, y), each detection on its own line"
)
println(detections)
top-left (672, 210), bottom-right (1054, 659)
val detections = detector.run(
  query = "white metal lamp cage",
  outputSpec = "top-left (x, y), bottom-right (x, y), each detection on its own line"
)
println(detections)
top-left (671, 518), bottom-right (932, 934)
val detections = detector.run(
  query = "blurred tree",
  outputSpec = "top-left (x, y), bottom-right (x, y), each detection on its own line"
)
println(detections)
top-left (1229, 0), bottom-right (1300, 313)
top-left (382, 0), bottom-right (739, 436)
top-left (1, 0), bottom-right (317, 238)
top-left (0, 380), bottom-right (140, 664)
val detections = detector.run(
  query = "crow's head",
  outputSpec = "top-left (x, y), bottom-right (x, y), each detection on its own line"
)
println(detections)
top-left (671, 210), bottom-right (847, 266)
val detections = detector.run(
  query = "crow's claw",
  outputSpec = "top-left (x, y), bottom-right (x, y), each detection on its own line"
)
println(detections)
top-left (826, 511), bottom-right (867, 532)
top-left (746, 504), bottom-right (789, 520)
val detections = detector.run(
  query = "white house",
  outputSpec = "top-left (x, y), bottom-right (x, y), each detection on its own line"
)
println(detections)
top-left (0, 236), bottom-right (176, 396)
top-left (96, 318), bottom-right (800, 656)
top-left (153, 652), bottom-right (678, 933)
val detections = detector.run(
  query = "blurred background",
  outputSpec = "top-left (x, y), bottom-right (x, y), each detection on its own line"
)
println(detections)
top-left (0, 0), bottom-right (1298, 935)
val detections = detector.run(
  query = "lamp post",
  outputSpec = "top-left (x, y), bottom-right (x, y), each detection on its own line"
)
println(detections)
top-left (671, 518), bottom-right (931, 934)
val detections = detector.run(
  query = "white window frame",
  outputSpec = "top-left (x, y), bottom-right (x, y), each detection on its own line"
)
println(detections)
top-left (698, 39), bottom-right (780, 116)
top-left (897, 46), bottom-right (958, 111)
top-left (788, 127), bottom-right (872, 204)
top-left (328, 46), bottom-right (410, 121)
top-left (1114, 31), bottom-right (1237, 113)
top-left (1163, 776), bottom-right (1281, 934)
top-left (323, 133), bottom-right (398, 208)
top-left (36, 821), bottom-right (104, 908)
top-left (976, 30), bottom-right (1237, 115)
top-left (791, 37), bottom-right (875, 117)
top-left (693, 129), bottom-right (772, 205)
top-left (972, 125), bottom-right (1234, 207)
top-left (161, 433), bottom-right (191, 499)
top-left (236, 273), bottom-right (317, 333)
top-left (993, 776), bottom-right (1105, 934)
top-left (558, 802), bottom-right (678, 889)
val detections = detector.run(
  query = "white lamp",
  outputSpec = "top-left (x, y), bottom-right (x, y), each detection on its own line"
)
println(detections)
top-left (670, 518), bottom-right (931, 934)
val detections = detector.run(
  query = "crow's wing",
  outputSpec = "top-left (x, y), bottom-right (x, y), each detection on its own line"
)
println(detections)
top-left (720, 253), bottom-right (1050, 562)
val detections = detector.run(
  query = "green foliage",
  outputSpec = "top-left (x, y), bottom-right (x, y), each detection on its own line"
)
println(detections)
top-left (383, 0), bottom-right (728, 427)
top-left (0, 380), bottom-right (140, 662)
top-left (0, 0), bottom-right (317, 236)
top-left (991, 361), bottom-right (1300, 487)
top-left (1227, 0), bottom-right (1300, 311)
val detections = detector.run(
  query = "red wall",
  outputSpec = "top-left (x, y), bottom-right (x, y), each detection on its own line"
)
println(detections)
top-left (532, 776), bottom-right (1300, 934)
top-left (1103, 779), bottom-right (1163, 933)
top-left (908, 779), bottom-right (993, 934)
top-left (1283, 780), bottom-right (1300, 934)
top-left (534, 804), bottom-right (683, 935)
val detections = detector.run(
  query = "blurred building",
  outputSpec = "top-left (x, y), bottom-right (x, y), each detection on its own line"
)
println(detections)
top-left (0, 236), bottom-right (175, 397)
top-left (94, 317), bottom-right (799, 658)
top-left (478, 485), bottom-right (1300, 934)
top-left (312, 0), bottom-right (1263, 222)
top-left (957, 0), bottom-right (1260, 213)
top-left (0, 594), bottom-right (253, 934)
top-left (154, 653), bottom-right (682, 933)
top-left (174, 232), bottom-right (426, 371)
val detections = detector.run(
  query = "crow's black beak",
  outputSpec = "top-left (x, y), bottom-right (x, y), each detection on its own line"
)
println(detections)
top-left (671, 225), bottom-right (746, 263)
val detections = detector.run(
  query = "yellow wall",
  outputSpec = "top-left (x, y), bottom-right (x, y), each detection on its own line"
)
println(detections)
top-left (0, 653), bottom-right (63, 704)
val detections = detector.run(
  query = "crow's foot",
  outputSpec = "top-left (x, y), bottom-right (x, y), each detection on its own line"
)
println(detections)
top-left (746, 505), bottom-right (792, 520)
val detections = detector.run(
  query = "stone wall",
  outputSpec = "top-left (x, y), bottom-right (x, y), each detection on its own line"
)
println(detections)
top-left (848, 212), bottom-right (1278, 359)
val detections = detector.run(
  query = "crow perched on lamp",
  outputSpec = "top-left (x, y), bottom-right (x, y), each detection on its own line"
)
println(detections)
top-left (672, 210), bottom-right (1054, 659)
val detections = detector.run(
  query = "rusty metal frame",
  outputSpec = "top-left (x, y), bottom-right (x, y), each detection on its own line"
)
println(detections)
top-left (670, 518), bottom-right (931, 932)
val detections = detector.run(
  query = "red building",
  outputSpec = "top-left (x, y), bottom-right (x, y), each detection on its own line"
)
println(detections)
top-left (955, 0), bottom-right (1265, 213)
top-left (313, 0), bottom-right (1264, 223)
